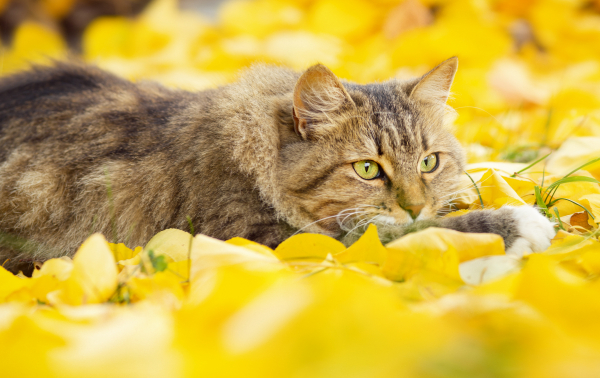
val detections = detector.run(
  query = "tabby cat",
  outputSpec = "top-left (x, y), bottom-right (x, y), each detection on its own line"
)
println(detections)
top-left (0, 57), bottom-right (555, 273)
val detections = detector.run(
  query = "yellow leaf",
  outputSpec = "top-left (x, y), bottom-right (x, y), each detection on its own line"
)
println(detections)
top-left (190, 234), bottom-right (280, 277)
top-left (577, 250), bottom-right (600, 275)
top-left (515, 254), bottom-right (600, 341)
top-left (144, 229), bottom-right (193, 263)
top-left (471, 272), bottom-right (521, 297)
top-left (549, 229), bottom-right (587, 248)
top-left (220, 0), bottom-right (304, 38)
top-left (29, 258), bottom-right (74, 303)
top-left (127, 272), bottom-right (185, 303)
top-left (226, 237), bottom-right (277, 259)
top-left (0, 267), bottom-right (28, 302)
top-left (83, 17), bottom-right (132, 59)
top-left (264, 31), bottom-right (345, 70)
top-left (273, 233), bottom-right (345, 262)
top-left (32, 257), bottom-right (73, 280)
top-left (334, 224), bottom-right (387, 265)
top-left (454, 167), bottom-right (534, 209)
top-left (51, 234), bottom-right (118, 305)
top-left (109, 243), bottom-right (142, 263)
top-left (383, 228), bottom-right (505, 282)
top-left (2, 22), bottom-right (66, 74)
top-left (477, 169), bottom-right (528, 207)
top-left (578, 194), bottom-right (600, 223)
top-left (49, 305), bottom-right (181, 378)
top-left (308, 0), bottom-right (381, 40)
top-left (164, 260), bottom-right (191, 282)
top-left (0, 315), bottom-right (67, 376)
top-left (545, 171), bottom-right (600, 217)
top-left (545, 137), bottom-right (600, 180)
top-left (407, 270), bottom-right (465, 299)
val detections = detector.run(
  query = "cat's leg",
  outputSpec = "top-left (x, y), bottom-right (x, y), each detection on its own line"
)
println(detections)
top-left (378, 206), bottom-right (556, 257)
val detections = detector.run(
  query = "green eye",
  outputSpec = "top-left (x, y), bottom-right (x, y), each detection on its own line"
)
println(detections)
top-left (353, 160), bottom-right (380, 180)
top-left (420, 153), bottom-right (438, 173)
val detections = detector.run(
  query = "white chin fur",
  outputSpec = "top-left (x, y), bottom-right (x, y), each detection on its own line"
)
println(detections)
top-left (505, 206), bottom-right (556, 258)
top-left (374, 215), bottom-right (400, 225)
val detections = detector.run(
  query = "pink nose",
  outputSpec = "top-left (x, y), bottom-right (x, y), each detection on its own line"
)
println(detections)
top-left (405, 204), bottom-right (424, 219)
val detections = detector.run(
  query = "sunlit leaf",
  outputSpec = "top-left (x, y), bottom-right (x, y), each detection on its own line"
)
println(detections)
top-left (50, 234), bottom-right (118, 305)
top-left (334, 224), bottom-right (387, 265)
top-left (383, 227), bottom-right (505, 282)
top-left (273, 233), bottom-right (345, 262)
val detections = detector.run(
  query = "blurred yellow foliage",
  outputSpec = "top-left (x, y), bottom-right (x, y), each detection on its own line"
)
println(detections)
top-left (1, 0), bottom-right (600, 376)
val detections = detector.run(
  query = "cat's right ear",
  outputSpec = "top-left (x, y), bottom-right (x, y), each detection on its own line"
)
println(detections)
top-left (409, 56), bottom-right (458, 106)
top-left (293, 64), bottom-right (354, 139)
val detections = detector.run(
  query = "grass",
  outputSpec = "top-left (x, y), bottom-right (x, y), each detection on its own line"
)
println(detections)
top-left (464, 170), bottom-right (484, 209)
top-left (531, 157), bottom-right (600, 230)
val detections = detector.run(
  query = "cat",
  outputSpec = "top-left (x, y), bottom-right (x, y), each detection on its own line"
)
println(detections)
top-left (0, 57), bottom-right (555, 274)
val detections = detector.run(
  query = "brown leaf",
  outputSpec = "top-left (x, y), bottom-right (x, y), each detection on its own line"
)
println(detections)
top-left (383, 0), bottom-right (433, 40)
top-left (570, 212), bottom-right (593, 231)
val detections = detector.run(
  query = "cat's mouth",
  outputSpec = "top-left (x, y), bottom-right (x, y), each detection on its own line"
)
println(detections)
top-left (308, 204), bottom-right (436, 241)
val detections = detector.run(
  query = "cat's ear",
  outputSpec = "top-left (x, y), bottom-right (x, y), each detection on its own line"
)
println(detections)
top-left (293, 64), bottom-right (354, 139)
top-left (409, 57), bottom-right (458, 105)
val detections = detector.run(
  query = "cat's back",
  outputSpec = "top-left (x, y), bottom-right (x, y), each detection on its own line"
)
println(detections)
top-left (0, 63), bottom-right (204, 161)
top-left (0, 62), bottom-right (130, 120)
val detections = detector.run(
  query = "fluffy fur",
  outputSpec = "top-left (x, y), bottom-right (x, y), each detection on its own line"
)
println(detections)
top-left (0, 58), bottom-right (554, 274)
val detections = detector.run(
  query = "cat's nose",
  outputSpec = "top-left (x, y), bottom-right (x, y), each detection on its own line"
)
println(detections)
top-left (405, 204), bottom-right (424, 219)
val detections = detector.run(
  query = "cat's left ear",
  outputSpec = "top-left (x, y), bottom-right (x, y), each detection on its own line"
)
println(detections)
top-left (293, 64), bottom-right (355, 139)
top-left (409, 56), bottom-right (458, 105)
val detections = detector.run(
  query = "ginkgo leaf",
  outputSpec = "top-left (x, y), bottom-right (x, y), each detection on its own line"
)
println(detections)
top-left (226, 237), bottom-right (278, 259)
top-left (50, 234), bottom-right (118, 305)
top-left (383, 227), bottom-right (505, 282)
top-left (109, 243), bottom-right (142, 264)
top-left (334, 224), bottom-right (387, 265)
top-left (144, 228), bottom-right (193, 262)
top-left (0, 266), bottom-right (29, 302)
top-left (273, 233), bottom-right (346, 262)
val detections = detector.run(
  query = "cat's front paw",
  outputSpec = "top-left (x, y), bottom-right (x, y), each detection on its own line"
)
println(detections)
top-left (505, 206), bottom-right (556, 257)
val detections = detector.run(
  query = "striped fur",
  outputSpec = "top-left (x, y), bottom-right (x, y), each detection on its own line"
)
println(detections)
top-left (0, 58), bottom-right (545, 274)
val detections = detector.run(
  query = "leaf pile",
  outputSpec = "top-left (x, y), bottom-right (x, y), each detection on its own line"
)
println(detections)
top-left (2, 0), bottom-right (600, 377)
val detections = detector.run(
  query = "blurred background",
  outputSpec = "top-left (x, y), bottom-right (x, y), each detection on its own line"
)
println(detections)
top-left (0, 0), bottom-right (599, 163)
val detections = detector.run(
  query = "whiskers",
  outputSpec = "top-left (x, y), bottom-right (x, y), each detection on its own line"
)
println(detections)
top-left (293, 204), bottom-right (402, 248)
top-left (291, 205), bottom-right (379, 236)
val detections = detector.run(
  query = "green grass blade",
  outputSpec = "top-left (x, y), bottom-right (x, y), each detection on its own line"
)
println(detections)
top-left (186, 216), bottom-right (196, 283)
top-left (104, 168), bottom-right (117, 244)
top-left (552, 207), bottom-right (564, 230)
top-left (464, 171), bottom-right (484, 209)
top-left (562, 157), bottom-right (600, 179)
top-left (544, 184), bottom-right (560, 204)
top-left (542, 107), bottom-right (553, 146)
top-left (534, 186), bottom-right (549, 214)
top-left (511, 153), bottom-right (551, 177)
top-left (544, 176), bottom-right (600, 192)
top-left (541, 166), bottom-right (546, 188)
top-left (547, 197), bottom-right (595, 220)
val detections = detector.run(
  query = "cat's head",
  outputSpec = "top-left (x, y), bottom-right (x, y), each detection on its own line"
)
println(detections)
top-left (276, 57), bottom-right (466, 243)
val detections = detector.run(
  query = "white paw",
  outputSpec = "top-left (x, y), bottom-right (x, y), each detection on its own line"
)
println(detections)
top-left (505, 206), bottom-right (556, 257)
